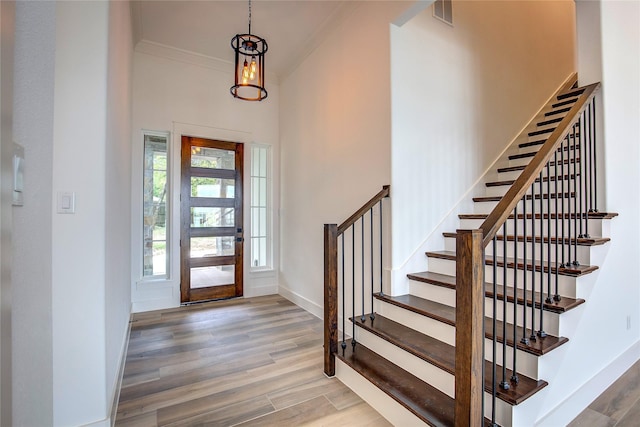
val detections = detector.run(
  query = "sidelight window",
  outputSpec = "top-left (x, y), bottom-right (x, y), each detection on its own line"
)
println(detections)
top-left (142, 132), bottom-right (169, 278)
top-left (250, 144), bottom-right (271, 270)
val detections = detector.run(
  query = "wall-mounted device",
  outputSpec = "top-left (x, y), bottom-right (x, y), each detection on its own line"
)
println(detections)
top-left (12, 143), bottom-right (24, 206)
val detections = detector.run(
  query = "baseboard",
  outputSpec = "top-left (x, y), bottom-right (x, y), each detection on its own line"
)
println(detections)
top-left (108, 312), bottom-right (132, 427)
top-left (278, 284), bottom-right (323, 319)
top-left (244, 284), bottom-right (278, 298)
top-left (535, 340), bottom-right (640, 426)
top-left (132, 297), bottom-right (177, 313)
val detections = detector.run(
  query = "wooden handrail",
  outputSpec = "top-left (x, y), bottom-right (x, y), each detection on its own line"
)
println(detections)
top-left (338, 185), bottom-right (390, 234)
top-left (479, 82), bottom-right (601, 247)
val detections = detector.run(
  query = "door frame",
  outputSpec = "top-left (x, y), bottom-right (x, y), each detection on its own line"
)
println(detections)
top-left (180, 136), bottom-right (244, 303)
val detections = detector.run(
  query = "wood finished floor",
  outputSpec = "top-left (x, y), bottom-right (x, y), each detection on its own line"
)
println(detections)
top-left (568, 359), bottom-right (640, 427)
top-left (114, 295), bottom-right (391, 427)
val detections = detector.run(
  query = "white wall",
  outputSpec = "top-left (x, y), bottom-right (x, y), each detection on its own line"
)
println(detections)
top-left (278, 1), bottom-right (411, 317)
top-left (390, 0), bottom-right (576, 289)
top-left (105, 0), bottom-right (133, 419)
top-left (0, 1), bottom-right (14, 425)
top-left (537, 1), bottom-right (640, 424)
top-left (13, 1), bottom-right (133, 425)
top-left (131, 43), bottom-right (280, 312)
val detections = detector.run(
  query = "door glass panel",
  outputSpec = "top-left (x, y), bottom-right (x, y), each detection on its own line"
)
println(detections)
top-left (191, 177), bottom-right (235, 198)
top-left (190, 236), bottom-right (235, 257)
top-left (190, 265), bottom-right (235, 288)
top-left (191, 147), bottom-right (235, 170)
top-left (191, 207), bottom-right (235, 227)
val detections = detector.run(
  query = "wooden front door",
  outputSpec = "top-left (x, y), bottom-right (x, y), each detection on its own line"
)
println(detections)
top-left (180, 136), bottom-right (244, 303)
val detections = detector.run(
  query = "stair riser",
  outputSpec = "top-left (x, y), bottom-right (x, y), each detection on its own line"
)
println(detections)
top-left (445, 237), bottom-right (595, 266)
top-left (407, 279), bottom-right (561, 336)
top-left (354, 327), bottom-right (455, 397)
top-left (373, 300), bottom-right (542, 380)
top-left (458, 218), bottom-right (610, 238)
top-left (335, 359), bottom-right (429, 426)
top-left (375, 300), bottom-right (455, 346)
top-left (427, 258), bottom-right (578, 297)
top-left (352, 328), bottom-right (515, 426)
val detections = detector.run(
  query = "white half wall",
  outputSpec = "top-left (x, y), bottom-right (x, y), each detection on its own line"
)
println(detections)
top-left (278, 1), bottom-right (411, 315)
top-left (131, 43), bottom-right (280, 312)
top-left (389, 0), bottom-right (576, 287)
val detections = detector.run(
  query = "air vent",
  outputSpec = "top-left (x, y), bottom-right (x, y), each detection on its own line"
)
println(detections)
top-left (433, 0), bottom-right (453, 26)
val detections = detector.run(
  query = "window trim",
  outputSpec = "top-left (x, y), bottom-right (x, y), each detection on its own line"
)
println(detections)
top-left (141, 129), bottom-right (171, 281)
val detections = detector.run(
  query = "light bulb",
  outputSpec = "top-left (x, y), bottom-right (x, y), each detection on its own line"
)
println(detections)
top-left (242, 59), bottom-right (250, 84)
top-left (249, 57), bottom-right (257, 80)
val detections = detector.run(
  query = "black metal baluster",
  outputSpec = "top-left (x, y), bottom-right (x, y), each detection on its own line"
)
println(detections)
top-left (538, 171), bottom-right (547, 338)
top-left (521, 195), bottom-right (530, 346)
top-left (583, 104), bottom-right (591, 238)
top-left (530, 183), bottom-right (537, 342)
top-left (492, 236), bottom-right (498, 425)
top-left (561, 136), bottom-right (567, 269)
top-left (361, 217), bottom-right (365, 322)
top-left (572, 122), bottom-right (580, 266)
top-left (592, 100), bottom-right (599, 212)
top-left (511, 205), bottom-right (519, 384)
top-left (352, 226), bottom-right (356, 348)
top-left (500, 222), bottom-right (510, 390)
top-left (370, 208), bottom-right (375, 321)
top-left (380, 200), bottom-right (383, 296)
top-left (546, 162), bottom-right (553, 305)
top-left (578, 112), bottom-right (586, 239)
top-left (341, 234), bottom-right (346, 349)
top-left (554, 150), bottom-right (561, 302)
top-left (566, 131), bottom-right (573, 266)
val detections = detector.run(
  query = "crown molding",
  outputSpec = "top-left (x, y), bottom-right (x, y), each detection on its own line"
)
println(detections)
top-left (134, 40), bottom-right (279, 85)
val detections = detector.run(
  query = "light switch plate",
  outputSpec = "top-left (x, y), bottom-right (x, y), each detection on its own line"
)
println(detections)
top-left (57, 191), bottom-right (75, 214)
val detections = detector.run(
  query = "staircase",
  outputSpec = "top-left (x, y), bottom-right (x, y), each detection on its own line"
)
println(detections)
top-left (324, 76), bottom-right (617, 426)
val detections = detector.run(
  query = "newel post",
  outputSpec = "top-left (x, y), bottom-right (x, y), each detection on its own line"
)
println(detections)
top-left (455, 229), bottom-right (485, 426)
top-left (324, 223), bottom-right (338, 376)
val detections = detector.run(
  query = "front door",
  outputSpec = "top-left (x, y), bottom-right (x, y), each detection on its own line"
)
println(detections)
top-left (180, 136), bottom-right (244, 303)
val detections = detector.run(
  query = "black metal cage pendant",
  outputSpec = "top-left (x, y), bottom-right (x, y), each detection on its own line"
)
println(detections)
top-left (230, 1), bottom-right (268, 101)
top-left (230, 34), bottom-right (267, 101)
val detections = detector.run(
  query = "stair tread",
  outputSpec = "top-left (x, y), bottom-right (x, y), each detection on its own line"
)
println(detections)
top-left (375, 293), bottom-right (567, 356)
top-left (552, 98), bottom-right (579, 108)
top-left (407, 270), bottom-right (585, 313)
top-left (545, 106), bottom-right (571, 117)
top-left (497, 157), bottom-right (581, 173)
top-left (442, 231), bottom-right (610, 247)
top-left (519, 139), bottom-right (548, 148)
top-left (459, 212), bottom-right (619, 220)
top-left (473, 192), bottom-right (575, 202)
top-left (537, 117), bottom-right (564, 127)
top-left (486, 174), bottom-right (578, 187)
top-left (528, 127), bottom-right (556, 137)
top-left (558, 87), bottom-right (585, 100)
top-left (352, 313), bottom-right (548, 405)
top-left (335, 339), bottom-right (456, 427)
top-left (426, 250), bottom-right (598, 277)
top-left (509, 144), bottom-right (580, 160)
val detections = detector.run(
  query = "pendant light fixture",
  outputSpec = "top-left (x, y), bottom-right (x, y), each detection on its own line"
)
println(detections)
top-left (230, 0), bottom-right (268, 101)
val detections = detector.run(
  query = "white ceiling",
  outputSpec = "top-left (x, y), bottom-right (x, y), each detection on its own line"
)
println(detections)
top-left (132, 0), bottom-right (357, 80)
